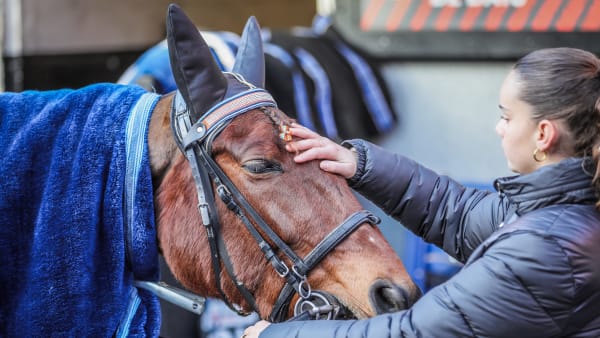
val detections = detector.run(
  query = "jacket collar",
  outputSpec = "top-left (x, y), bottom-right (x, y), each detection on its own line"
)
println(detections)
top-left (494, 157), bottom-right (596, 215)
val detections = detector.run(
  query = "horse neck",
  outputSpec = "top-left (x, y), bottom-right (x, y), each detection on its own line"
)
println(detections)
top-left (147, 93), bottom-right (180, 183)
top-left (146, 93), bottom-right (219, 298)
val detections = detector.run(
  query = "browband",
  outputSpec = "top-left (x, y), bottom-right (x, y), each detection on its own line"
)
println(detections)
top-left (172, 88), bottom-right (277, 153)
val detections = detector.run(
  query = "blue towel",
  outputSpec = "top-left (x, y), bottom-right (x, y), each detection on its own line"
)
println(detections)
top-left (0, 83), bottom-right (161, 337)
top-left (118, 32), bottom-right (235, 93)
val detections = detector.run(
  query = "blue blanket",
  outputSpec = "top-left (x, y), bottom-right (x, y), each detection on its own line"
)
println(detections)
top-left (0, 83), bottom-right (161, 337)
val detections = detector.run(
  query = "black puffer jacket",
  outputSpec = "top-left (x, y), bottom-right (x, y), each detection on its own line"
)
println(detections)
top-left (261, 140), bottom-right (600, 337)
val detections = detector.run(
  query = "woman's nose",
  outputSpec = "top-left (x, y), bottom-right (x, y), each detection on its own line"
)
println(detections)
top-left (495, 120), bottom-right (505, 137)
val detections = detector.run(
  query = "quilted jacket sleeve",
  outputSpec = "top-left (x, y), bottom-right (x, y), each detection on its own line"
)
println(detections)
top-left (260, 229), bottom-right (571, 337)
top-left (344, 139), bottom-right (509, 262)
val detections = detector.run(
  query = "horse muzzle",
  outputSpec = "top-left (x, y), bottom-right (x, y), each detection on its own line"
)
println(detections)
top-left (369, 278), bottom-right (422, 314)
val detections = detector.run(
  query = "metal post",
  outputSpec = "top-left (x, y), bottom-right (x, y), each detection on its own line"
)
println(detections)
top-left (3, 0), bottom-right (23, 91)
top-left (316, 0), bottom-right (336, 16)
top-left (0, 0), bottom-right (3, 92)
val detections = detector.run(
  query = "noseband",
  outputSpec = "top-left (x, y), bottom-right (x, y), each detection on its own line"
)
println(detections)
top-left (168, 78), bottom-right (380, 322)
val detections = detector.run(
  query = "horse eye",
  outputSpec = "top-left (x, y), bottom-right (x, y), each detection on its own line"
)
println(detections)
top-left (242, 159), bottom-right (282, 174)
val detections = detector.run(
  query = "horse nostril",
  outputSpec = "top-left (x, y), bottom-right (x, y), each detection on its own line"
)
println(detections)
top-left (369, 279), bottom-right (411, 314)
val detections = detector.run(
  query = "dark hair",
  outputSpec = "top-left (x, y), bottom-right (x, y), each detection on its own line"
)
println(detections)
top-left (513, 47), bottom-right (600, 208)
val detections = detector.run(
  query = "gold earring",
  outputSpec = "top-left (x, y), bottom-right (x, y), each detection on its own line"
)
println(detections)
top-left (533, 148), bottom-right (547, 162)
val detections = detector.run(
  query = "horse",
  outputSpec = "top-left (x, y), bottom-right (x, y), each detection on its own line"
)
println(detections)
top-left (0, 4), bottom-right (420, 337)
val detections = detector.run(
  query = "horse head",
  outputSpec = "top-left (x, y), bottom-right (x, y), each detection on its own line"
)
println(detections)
top-left (148, 4), bottom-right (421, 321)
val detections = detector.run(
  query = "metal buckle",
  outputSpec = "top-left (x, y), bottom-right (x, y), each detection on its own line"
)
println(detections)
top-left (298, 279), bottom-right (312, 299)
top-left (275, 260), bottom-right (290, 278)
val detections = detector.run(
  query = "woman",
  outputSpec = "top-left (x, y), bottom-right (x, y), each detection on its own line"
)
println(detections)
top-left (244, 47), bottom-right (600, 337)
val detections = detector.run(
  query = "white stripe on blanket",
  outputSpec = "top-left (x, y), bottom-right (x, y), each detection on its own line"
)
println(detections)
top-left (120, 92), bottom-right (160, 335)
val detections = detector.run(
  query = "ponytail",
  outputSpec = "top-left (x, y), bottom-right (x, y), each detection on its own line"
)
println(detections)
top-left (592, 98), bottom-right (600, 210)
top-left (514, 48), bottom-right (600, 209)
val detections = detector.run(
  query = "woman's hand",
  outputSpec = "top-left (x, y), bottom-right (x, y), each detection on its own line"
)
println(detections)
top-left (242, 320), bottom-right (271, 338)
top-left (285, 123), bottom-right (358, 179)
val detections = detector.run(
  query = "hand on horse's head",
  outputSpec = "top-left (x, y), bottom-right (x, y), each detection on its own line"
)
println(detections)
top-left (285, 123), bottom-right (358, 179)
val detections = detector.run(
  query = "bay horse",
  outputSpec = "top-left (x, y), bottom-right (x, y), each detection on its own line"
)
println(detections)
top-left (0, 4), bottom-right (420, 337)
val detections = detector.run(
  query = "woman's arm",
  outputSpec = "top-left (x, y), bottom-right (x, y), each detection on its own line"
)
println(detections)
top-left (286, 124), bottom-right (507, 261)
top-left (251, 230), bottom-right (569, 338)
top-left (346, 139), bottom-right (506, 261)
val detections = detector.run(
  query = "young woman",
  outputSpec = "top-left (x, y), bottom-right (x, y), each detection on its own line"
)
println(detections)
top-left (244, 47), bottom-right (600, 337)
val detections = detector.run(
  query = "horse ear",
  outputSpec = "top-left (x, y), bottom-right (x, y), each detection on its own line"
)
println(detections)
top-left (166, 3), bottom-right (227, 121)
top-left (232, 16), bottom-right (265, 88)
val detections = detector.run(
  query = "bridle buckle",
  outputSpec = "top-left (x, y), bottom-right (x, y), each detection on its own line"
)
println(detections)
top-left (275, 260), bottom-right (290, 278)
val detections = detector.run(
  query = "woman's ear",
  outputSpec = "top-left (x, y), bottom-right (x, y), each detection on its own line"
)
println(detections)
top-left (535, 119), bottom-right (560, 152)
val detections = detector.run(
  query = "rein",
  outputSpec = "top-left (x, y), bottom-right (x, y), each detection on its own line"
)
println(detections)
top-left (156, 77), bottom-right (380, 322)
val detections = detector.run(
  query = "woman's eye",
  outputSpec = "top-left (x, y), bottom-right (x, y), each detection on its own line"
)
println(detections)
top-left (242, 160), bottom-right (282, 174)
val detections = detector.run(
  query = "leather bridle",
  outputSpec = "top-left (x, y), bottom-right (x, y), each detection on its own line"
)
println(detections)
top-left (169, 81), bottom-right (380, 322)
